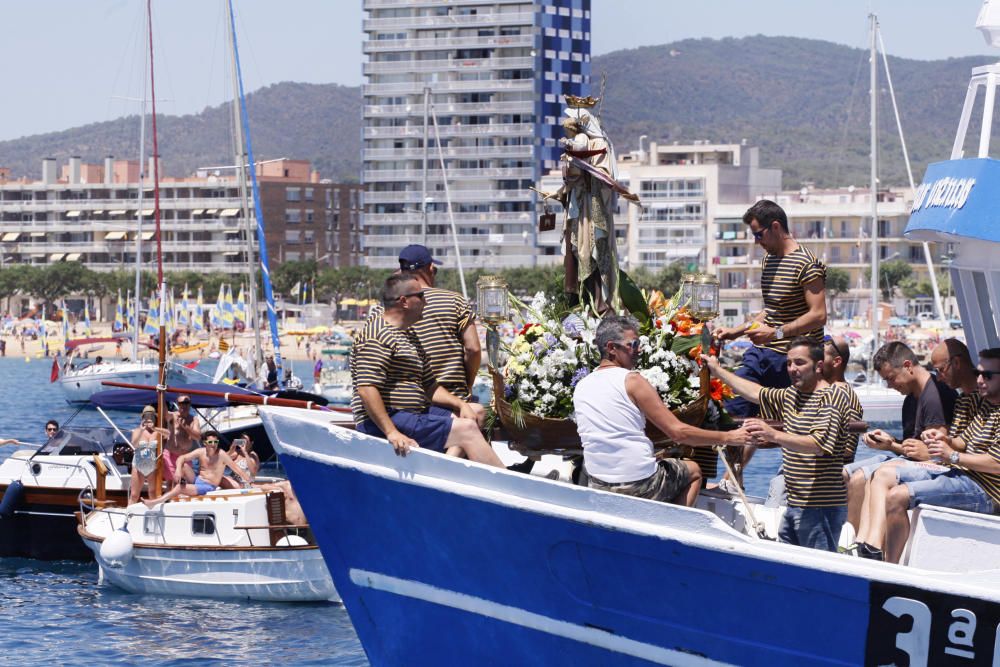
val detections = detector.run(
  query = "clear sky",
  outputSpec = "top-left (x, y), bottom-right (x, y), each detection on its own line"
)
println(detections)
top-left (0, 0), bottom-right (993, 142)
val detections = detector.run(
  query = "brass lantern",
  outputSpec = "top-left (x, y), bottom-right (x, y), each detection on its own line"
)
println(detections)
top-left (691, 273), bottom-right (720, 321)
top-left (476, 275), bottom-right (509, 368)
top-left (679, 273), bottom-right (697, 309)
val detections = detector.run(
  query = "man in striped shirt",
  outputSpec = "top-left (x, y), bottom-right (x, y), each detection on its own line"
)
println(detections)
top-left (397, 244), bottom-right (483, 424)
top-left (705, 338), bottom-right (852, 551)
top-left (712, 200), bottom-right (827, 487)
top-left (872, 348), bottom-right (1000, 563)
top-left (351, 273), bottom-right (503, 468)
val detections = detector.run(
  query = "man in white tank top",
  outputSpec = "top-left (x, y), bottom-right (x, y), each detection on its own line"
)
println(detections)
top-left (574, 316), bottom-right (750, 506)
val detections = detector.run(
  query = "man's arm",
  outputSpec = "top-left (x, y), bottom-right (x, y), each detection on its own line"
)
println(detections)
top-left (431, 385), bottom-right (481, 422)
top-left (625, 373), bottom-right (747, 447)
top-left (702, 354), bottom-right (762, 404)
top-left (220, 451), bottom-right (252, 484)
top-left (357, 385), bottom-right (418, 454)
top-left (461, 321), bottom-right (481, 390)
top-left (746, 277), bottom-right (826, 345)
top-left (744, 419), bottom-right (826, 454)
top-left (928, 439), bottom-right (1000, 475)
top-left (180, 416), bottom-right (202, 443)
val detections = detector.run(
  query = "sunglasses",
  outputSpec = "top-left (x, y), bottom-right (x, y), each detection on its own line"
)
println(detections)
top-left (933, 356), bottom-right (958, 375)
top-left (752, 229), bottom-right (766, 240)
top-left (823, 335), bottom-right (848, 361)
top-left (45, 427), bottom-right (58, 432)
top-left (400, 291), bottom-right (426, 301)
top-left (613, 340), bottom-right (641, 353)
top-left (976, 369), bottom-right (999, 380)
top-left (204, 439), bottom-right (220, 445)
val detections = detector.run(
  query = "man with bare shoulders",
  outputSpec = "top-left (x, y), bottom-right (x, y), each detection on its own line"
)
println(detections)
top-left (144, 430), bottom-right (249, 506)
top-left (163, 395), bottom-right (202, 485)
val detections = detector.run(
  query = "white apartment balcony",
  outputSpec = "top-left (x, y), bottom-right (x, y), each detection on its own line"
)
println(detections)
top-left (0, 197), bottom-right (243, 213)
top-left (364, 122), bottom-right (534, 140)
top-left (364, 0), bottom-right (522, 8)
top-left (363, 12), bottom-right (535, 31)
top-left (364, 101), bottom-right (533, 117)
top-left (363, 211), bottom-right (532, 225)
top-left (365, 252), bottom-right (554, 270)
top-left (364, 56), bottom-right (534, 75)
top-left (364, 145), bottom-right (533, 160)
top-left (363, 167), bottom-right (534, 182)
top-left (362, 233), bottom-right (534, 248)
top-left (363, 188), bottom-right (532, 204)
top-left (363, 33), bottom-right (534, 53)
top-left (80, 261), bottom-right (248, 274)
top-left (363, 79), bottom-right (533, 96)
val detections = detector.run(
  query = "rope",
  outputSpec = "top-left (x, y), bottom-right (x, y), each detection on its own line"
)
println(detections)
top-left (714, 445), bottom-right (766, 539)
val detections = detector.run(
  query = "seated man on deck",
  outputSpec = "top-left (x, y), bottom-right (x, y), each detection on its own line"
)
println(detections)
top-left (853, 347), bottom-right (1000, 563)
top-left (350, 273), bottom-right (504, 468)
top-left (573, 315), bottom-right (750, 506)
top-left (704, 338), bottom-right (855, 552)
top-left (143, 430), bottom-right (251, 506)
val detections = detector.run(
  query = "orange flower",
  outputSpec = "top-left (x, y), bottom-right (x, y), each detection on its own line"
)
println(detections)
top-left (710, 378), bottom-right (734, 401)
top-left (689, 344), bottom-right (702, 360)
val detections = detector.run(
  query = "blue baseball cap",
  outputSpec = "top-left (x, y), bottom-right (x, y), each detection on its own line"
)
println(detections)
top-left (399, 244), bottom-right (443, 271)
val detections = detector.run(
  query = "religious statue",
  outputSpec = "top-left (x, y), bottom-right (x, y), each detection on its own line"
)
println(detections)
top-left (543, 95), bottom-right (639, 312)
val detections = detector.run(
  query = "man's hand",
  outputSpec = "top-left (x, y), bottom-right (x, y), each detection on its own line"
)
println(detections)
top-left (386, 430), bottom-right (419, 456)
top-left (743, 418), bottom-right (778, 445)
top-left (699, 354), bottom-right (723, 376)
top-left (712, 326), bottom-right (741, 344)
top-left (862, 429), bottom-right (895, 451)
top-left (927, 437), bottom-right (955, 463)
top-left (460, 401), bottom-right (486, 428)
top-left (901, 438), bottom-right (930, 461)
top-left (725, 426), bottom-right (752, 446)
top-left (746, 325), bottom-right (776, 346)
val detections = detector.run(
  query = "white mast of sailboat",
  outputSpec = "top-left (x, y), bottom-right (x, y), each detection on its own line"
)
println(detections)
top-left (869, 13), bottom-right (880, 360)
top-left (130, 14), bottom-right (151, 362)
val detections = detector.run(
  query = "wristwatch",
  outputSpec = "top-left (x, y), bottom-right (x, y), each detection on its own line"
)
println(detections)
top-left (950, 451), bottom-right (961, 465)
top-left (774, 326), bottom-right (785, 340)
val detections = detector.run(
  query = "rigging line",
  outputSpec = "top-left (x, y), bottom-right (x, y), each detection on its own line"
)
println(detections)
top-left (831, 45), bottom-right (868, 188)
top-left (226, 0), bottom-right (286, 389)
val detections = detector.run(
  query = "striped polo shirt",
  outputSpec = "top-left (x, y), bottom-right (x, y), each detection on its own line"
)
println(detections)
top-left (759, 383), bottom-right (852, 507)
top-left (409, 288), bottom-right (475, 401)
top-left (954, 398), bottom-right (1000, 506)
top-left (950, 392), bottom-right (986, 443)
top-left (350, 312), bottom-right (435, 425)
top-left (759, 245), bottom-right (826, 354)
top-left (839, 382), bottom-right (863, 464)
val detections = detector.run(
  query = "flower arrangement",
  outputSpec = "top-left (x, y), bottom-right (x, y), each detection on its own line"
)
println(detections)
top-left (499, 285), bottom-right (712, 423)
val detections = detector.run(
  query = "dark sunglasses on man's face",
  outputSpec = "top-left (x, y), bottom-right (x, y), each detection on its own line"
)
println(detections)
top-left (752, 229), bottom-right (766, 241)
top-left (613, 340), bottom-right (641, 353)
top-left (823, 335), bottom-right (848, 361)
top-left (976, 369), bottom-right (999, 380)
top-left (46, 427), bottom-right (57, 433)
top-left (400, 291), bottom-right (426, 301)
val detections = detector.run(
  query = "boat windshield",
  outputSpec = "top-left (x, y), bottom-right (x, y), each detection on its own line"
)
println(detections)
top-left (35, 427), bottom-right (127, 457)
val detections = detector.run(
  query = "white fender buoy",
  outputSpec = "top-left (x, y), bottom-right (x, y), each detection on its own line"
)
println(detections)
top-left (275, 535), bottom-right (309, 547)
top-left (99, 527), bottom-right (134, 568)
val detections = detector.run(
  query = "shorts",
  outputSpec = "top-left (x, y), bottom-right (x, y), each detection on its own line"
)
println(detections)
top-left (193, 476), bottom-right (217, 495)
top-left (844, 453), bottom-right (898, 480)
top-left (356, 406), bottom-right (453, 453)
top-left (898, 466), bottom-right (997, 514)
top-left (162, 449), bottom-right (179, 481)
top-left (723, 345), bottom-right (790, 418)
top-left (779, 505), bottom-right (847, 552)
top-left (588, 458), bottom-right (692, 503)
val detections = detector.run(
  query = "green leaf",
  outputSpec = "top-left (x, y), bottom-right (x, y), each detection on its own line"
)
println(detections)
top-left (618, 269), bottom-right (651, 327)
top-left (671, 334), bottom-right (701, 356)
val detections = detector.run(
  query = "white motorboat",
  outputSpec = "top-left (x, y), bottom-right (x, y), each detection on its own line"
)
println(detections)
top-left (851, 382), bottom-right (905, 424)
top-left (0, 427), bottom-right (131, 560)
top-left (57, 357), bottom-right (187, 405)
top-left (78, 487), bottom-right (338, 603)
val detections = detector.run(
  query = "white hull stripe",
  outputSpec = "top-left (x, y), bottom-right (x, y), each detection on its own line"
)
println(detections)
top-left (349, 568), bottom-right (733, 667)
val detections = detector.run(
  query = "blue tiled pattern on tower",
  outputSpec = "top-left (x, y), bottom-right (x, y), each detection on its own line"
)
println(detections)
top-left (535, 0), bottom-right (592, 175)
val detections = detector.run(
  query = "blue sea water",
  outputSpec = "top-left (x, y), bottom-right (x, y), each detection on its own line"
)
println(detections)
top-left (0, 357), bottom-right (367, 666)
top-left (0, 355), bottom-right (900, 665)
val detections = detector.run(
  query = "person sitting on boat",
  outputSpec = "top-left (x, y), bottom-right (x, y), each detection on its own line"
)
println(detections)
top-left (220, 435), bottom-right (259, 489)
top-left (394, 244), bottom-right (485, 427)
top-left (853, 347), bottom-right (1000, 563)
top-left (45, 420), bottom-right (59, 440)
top-left (128, 406), bottom-right (170, 505)
top-left (930, 338), bottom-right (978, 396)
top-left (846, 342), bottom-right (957, 541)
top-left (351, 273), bottom-right (504, 468)
top-left (711, 200), bottom-right (828, 491)
top-left (144, 430), bottom-right (251, 506)
top-left (703, 338), bottom-right (854, 552)
top-left (163, 395), bottom-right (201, 488)
top-left (574, 315), bottom-right (750, 506)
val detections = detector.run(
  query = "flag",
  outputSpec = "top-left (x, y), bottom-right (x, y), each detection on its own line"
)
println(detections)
top-left (163, 289), bottom-right (174, 333)
top-left (234, 285), bottom-right (247, 324)
top-left (83, 301), bottom-right (92, 336)
top-left (50, 357), bottom-right (59, 382)
top-left (177, 285), bottom-right (190, 327)
top-left (222, 284), bottom-right (235, 329)
top-left (126, 290), bottom-right (135, 330)
top-left (193, 287), bottom-right (205, 331)
top-left (114, 290), bottom-right (125, 332)
top-left (61, 300), bottom-right (69, 340)
top-left (210, 286), bottom-right (224, 329)
top-left (144, 291), bottom-right (159, 335)
top-left (290, 281), bottom-right (301, 302)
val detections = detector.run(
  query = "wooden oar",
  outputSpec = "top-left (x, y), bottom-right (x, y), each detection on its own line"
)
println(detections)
top-left (101, 381), bottom-right (352, 413)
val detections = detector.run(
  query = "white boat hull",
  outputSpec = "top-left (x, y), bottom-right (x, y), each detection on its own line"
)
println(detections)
top-left (58, 363), bottom-right (187, 404)
top-left (81, 536), bottom-right (339, 603)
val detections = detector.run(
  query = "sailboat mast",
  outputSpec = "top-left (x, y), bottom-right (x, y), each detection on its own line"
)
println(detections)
top-left (131, 11), bottom-right (151, 362)
top-left (869, 13), bottom-right (880, 361)
top-left (225, 0), bottom-right (286, 387)
top-left (224, 3), bottom-right (264, 370)
top-left (146, 0), bottom-right (167, 498)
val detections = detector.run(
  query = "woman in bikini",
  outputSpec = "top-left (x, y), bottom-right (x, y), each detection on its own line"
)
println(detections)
top-left (220, 434), bottom-right (259, 489)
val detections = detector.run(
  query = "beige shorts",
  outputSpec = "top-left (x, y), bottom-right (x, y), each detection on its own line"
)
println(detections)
top-left (588, 458), bottom-right (691, 503)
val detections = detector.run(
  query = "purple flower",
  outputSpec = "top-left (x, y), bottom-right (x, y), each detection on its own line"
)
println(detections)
top-left (532, 341), bottom-right (544, 355)
top-left (543, 333), bottom-right (557, 347)
top-left (562, 314), bottom-right (584, 336)
top-left (504, 383), bottom-right (514, 399)
top-left (570, 367), bottom-right (590, 387)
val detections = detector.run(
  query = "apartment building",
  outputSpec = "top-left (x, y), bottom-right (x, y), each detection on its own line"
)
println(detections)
top-left (361, 0), bottom-right (590, 269)
top-left (0, 157), bottom-right (361, 273)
